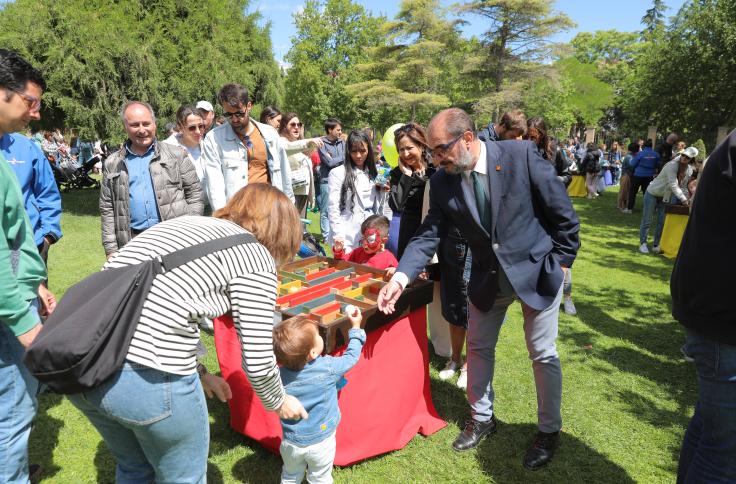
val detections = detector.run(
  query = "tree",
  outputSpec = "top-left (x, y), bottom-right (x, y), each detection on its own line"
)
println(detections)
top-left (0, 0), bottom-right (283, 143)
top-left (620, 0), bottom-right (736, 147)
top-left (283, 0), bottom-right (385, 130)
top-left (455, 0), bottom-right (575, 93)
top-left (556, 57), bottom-right (614, 134)
top-left (346, 0), bottom-right (464, 124)
top-left (641, 0), bottom-right (668, 37)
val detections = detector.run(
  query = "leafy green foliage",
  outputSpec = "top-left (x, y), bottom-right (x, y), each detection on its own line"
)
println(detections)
top-left (0, 0), bottom-right (283, 142)
top-left (283, 0), bottom-right (385, 131)
top-left (620, 0), bottom-right (736, 147)
top-left (346, 0), bottom-right (465, 124)
top-left (455, 0), bottom-right (575, 93)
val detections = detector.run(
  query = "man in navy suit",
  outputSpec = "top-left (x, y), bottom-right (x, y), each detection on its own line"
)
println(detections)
top-left (378, 108), bottom-right (580, 470)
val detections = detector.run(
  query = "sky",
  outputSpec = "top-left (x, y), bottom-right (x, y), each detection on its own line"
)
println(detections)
top-left (251, 0), bottom-right (688, 66)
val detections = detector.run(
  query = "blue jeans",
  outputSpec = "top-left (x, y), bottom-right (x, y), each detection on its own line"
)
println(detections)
top-left (68, 362), bottom-right (209, 484)
top-left (639, 191), bottom-right (665, 246)
top-left (319, 182), bottom-right (330, 240)
top-left (677, 330), bottom-right (736, 483)
top-left (0, 300), bottom-right (40, 484)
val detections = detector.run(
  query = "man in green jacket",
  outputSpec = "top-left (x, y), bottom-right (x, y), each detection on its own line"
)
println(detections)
top-left (0, 49), bottom-right (56, 483)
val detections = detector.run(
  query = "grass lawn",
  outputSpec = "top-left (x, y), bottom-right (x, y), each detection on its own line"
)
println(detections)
top-left (31, 185), bottom-right (696, 483)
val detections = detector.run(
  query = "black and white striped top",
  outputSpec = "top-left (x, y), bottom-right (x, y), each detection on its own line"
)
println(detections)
top-left (104, 216), bottom-right (285, 410)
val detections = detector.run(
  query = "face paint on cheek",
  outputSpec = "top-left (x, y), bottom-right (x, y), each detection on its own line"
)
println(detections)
top-left (362, 229), bottom-right (382, 252)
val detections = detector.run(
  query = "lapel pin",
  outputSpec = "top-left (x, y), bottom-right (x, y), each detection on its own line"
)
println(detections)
top-left (495, 164), bottom-right (501, 171)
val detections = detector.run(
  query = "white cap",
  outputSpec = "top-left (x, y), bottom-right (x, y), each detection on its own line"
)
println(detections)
top-left (681, 146), bottom-right (699, 159)
top-left (196, 100), bottom-right (214, 112)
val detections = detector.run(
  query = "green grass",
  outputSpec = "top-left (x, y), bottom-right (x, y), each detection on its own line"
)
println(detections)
top-left (31, 186), bottom-right (695, 483)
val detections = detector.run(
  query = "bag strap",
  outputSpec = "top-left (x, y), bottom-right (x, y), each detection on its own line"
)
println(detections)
top-left (160, 233), bottom-right (258, 272)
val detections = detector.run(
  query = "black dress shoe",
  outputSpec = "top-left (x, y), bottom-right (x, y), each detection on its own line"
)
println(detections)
top-left (523, 431), bottom-right (560, 470)
top-left (452, 415), bottom-right (498, 452)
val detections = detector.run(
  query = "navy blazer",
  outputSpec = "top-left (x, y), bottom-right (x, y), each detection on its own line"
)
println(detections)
top-left (397, 140), bottom-right (580, 311)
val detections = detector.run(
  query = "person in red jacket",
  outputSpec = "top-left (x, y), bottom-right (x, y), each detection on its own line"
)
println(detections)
top-left (332, 214), bottom-right (397, 273)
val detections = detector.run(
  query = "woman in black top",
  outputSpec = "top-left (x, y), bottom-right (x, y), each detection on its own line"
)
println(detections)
top-left (388, 122), bottom-right (435, 259)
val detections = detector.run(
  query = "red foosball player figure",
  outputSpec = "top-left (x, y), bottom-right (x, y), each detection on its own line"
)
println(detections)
top-left (332, 215), bottom-right (398, 276)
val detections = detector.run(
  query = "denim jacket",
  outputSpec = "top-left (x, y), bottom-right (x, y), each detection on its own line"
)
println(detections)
top-left (279, 328), bottom-right (366, 446)
top-left (202, 119), bottom-right (294, 210)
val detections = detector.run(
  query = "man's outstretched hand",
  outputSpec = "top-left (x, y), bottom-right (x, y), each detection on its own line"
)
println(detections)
top-left (377, 280), bottom-right (403, 315)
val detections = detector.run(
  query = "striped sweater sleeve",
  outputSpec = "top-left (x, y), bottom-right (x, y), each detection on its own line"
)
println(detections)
top-left (229, 270), bottom-right (285, 411)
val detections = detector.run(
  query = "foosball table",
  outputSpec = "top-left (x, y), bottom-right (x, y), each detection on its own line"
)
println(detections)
top-left (275, 256), bottom-right (433, 352)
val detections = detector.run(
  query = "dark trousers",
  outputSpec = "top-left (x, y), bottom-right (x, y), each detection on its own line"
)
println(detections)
top-left (628, 176), bottom-right (653, 211)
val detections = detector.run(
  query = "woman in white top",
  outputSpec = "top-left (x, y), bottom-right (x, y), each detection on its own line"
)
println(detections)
top-left (278, 112), bottom-right (324, 217)
top-left (639, 146), bottom-right (698, 254)
top-left (164, 105), bottom-right (208, 206)
top-left (328, 130), bottom-right (383, 251)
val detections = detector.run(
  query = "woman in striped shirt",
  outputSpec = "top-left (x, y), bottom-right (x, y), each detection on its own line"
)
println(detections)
top-left (68, 184), bottom-right (306, 483)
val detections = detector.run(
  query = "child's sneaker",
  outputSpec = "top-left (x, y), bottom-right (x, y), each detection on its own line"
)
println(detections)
top-left (652, 245), bottom-right (662, 254)
top-left (639, 243), bottom-right (649, 254)
top-left (439, 360), bottom-right (460, 380)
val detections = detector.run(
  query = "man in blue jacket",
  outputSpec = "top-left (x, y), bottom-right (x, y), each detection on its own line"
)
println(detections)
top-left (626, 139), bottom-right (660, 213)
top-left (1, 132), bottom-right (62, 264)
top-left (378, 108), bottom-right (580, 470)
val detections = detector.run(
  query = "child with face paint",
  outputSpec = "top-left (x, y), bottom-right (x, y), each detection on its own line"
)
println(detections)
top-left (332, 215), bottom-right (398, 275)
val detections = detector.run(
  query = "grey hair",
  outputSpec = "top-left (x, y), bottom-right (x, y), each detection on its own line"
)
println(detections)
top-left (120, 100), bottom-right (157, 125)
top-left (428, 108), bottom-right (476, 139)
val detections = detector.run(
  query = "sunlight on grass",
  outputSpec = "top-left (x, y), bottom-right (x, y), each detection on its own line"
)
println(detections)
top-left (30, 186), bottom-right (695, 483)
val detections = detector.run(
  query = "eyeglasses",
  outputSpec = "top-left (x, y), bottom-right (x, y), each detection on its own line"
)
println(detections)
top-left (223, 111), bottom-right (247, 119)
top-left (288, 122), bottom-right (303, 128)
top-left (430, 134), bottom-right (464, 158)
top-left (185, 123), bottom-right (206, 132)
top-left (15, 90), bottom-right (41, 113)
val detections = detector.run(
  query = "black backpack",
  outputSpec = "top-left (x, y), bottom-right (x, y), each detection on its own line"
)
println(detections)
top-left (24, 233), bottom-right (256, 394)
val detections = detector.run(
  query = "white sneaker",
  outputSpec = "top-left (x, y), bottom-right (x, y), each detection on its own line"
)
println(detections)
top-left (563, 297), bottom-right (577, 315)
top-left (639, 243), bottom-right (649, 254)
top-left (456, 366), bottom-right (468, 390)
top-left (652, 245), bottom-right (661, 254)
top-left (439, 360), bottom-right (460, 380)
top-left (623, 209), bottom-right (632, 214)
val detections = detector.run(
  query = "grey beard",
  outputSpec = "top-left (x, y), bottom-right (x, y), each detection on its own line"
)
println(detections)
top-left (447, 147), bottom-right (473, 174)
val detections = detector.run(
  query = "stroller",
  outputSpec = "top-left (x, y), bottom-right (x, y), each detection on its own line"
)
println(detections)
top-left (50, 146), bottom-right (102, 192)
top-left (297, 219), bottom-right (326, 258)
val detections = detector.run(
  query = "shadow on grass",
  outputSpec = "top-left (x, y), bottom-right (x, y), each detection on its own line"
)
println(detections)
top-left (475, 422), bottom-right (636, 483)
top-left (60, 187), bottom-right (100, 218)
top-left (206, 385), bottom-right (283, 482)
top-left (29, 393), bottom-right (64, 482)
top-left (93, 440), bottom-right (114, 483)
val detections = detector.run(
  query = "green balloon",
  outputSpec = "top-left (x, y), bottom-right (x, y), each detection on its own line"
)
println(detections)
top-left (381, 123), bottom-right (404, 167)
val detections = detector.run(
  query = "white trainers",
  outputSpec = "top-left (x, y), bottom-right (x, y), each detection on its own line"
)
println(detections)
top-left (652, 245), bottom-right (661, 254)
top-left (439, 360), bottom-right (460, 380)
top-left (563, 297), bottom-right (577, 315)
top-left (639, 243), bottom-right (649, 254)
top-left (456, 366), bottom-right (468, 390)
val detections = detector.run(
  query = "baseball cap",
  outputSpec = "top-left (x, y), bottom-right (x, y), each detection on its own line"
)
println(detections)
top-left (681, 146), bottom-right (698, 159)
top-left (196, 100), bottom-right (214, 112)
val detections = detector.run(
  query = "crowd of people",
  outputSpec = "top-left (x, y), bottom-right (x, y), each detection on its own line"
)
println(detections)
top-left (1, 48), bottom-right (734, 484)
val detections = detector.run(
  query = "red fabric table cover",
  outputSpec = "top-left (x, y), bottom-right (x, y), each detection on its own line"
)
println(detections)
top-left (213, 307), bottom-right (447, 466)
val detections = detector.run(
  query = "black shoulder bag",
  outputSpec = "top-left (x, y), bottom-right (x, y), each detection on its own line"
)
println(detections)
top-left (24, 233), bottom-right (256, 394)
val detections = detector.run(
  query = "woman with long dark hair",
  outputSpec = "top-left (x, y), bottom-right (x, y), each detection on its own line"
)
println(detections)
top-left (327, 130), bottom-right (381, 252)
